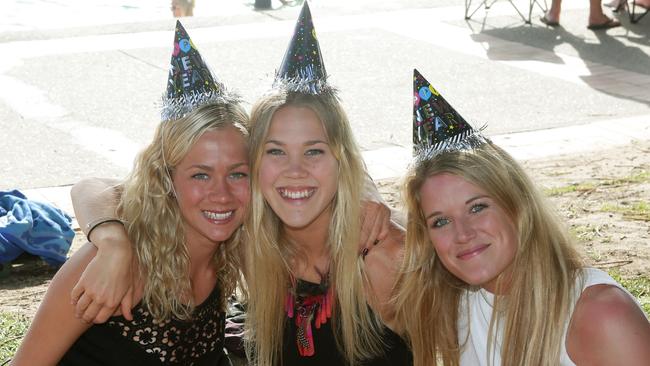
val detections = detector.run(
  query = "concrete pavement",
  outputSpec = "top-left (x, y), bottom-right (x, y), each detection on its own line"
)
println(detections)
top-left (2, 0), bottom-right (649, 227)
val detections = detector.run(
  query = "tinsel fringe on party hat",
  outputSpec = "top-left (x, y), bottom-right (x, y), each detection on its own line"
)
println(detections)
top-left (160, 20), bottom-right (241, 122)
top-left (272, 75), bottom-right (335, 96)
top-left (273, 1), bottom-right (332, 95)
top-left (412, 68), bottom-right (488, 159)
top-left (413, 126), bottom-right (489, 163)
top-left (160, 88), bottom-right (242, 122)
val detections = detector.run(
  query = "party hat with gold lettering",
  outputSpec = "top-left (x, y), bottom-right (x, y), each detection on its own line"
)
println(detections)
top-left (161, 21), bottom-right (239, 121)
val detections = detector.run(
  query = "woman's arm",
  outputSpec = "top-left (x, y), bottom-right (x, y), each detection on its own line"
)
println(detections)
top-left (10, 243), bottom-right (97, 365)
top-left (360, 200), bottom-right (391, 253)
top-left (362, 223), bottom-right (405, 333)
top-left (69, 178), bottom-right (135, 323)
top-left (567, 284), bottom-right (650, 365)
top-left (71, 177), bottom-right (122, 237)
top-left (360, 172), bottom-right (403, 252)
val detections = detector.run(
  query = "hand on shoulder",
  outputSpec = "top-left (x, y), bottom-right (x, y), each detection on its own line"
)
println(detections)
top-left (568, 284), bottom-right (650, 365)
top-left (362, 223), bottom-right (405, 331)
top-left (364, 222), bottom-right (405, 263)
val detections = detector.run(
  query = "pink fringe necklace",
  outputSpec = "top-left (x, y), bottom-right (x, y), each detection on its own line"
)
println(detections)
top-left (285, 273), bottom-right (333, 357)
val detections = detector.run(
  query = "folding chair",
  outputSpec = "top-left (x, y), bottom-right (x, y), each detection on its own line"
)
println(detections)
top-left (629, 1), bottom-right (649, 23)
top-left (465, 0), bottom-right (547, 24)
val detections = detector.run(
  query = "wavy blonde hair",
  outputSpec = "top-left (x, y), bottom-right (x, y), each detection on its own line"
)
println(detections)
top-left (394, 142), bottom-right (584, 366)
top-left (117, 102), bottom-right (249, 321)
top-left (244, 90), bottom-right (386, 366)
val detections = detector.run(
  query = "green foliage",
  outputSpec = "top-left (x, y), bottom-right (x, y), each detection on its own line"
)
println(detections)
top-left (601, 201), bottom-right (650, 221)
top-left (544, 170), bottom-right (649, 197)
top-left (569, 224), bottom-right (608, 243)
top-left (544, 182), bottom-right (595, 196)
top-left (0, 311), bottom-right (30, 363)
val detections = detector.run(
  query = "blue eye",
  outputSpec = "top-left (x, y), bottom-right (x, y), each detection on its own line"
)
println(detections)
top-left (192, 173), bottom-right (209, 180)
top-left (229, 172), bottom-right (248, 180)
top-left (305, 149), bottom-right (324, 156)
top-left (265, 148), bottom-right (284, 156)
top-left (470, 203), bottom-right (487, 213)
top-left (431, 217), bottom-right (450, 228)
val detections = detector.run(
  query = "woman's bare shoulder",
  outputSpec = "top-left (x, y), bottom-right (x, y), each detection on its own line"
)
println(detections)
top-left (567, 284), bottom-right (650, 365)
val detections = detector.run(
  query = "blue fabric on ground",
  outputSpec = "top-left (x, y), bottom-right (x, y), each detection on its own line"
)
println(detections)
top-left (0, 189), bottom-right (74, 266)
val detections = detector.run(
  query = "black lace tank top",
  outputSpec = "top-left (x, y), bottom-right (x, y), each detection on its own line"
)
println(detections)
top-left (59, 285), bottom-right (226, 365)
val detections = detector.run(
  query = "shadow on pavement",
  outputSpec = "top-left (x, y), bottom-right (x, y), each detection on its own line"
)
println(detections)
top-left (465, 12), bottom-right (650, 105)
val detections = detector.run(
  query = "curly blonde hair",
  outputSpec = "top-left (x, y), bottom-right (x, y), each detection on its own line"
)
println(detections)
top-left (118, 102), bottom-right (249, 321)
top-left (244, 90), bottom-right (386, 366)
top-left (395, 142), bottom-right (584, 366)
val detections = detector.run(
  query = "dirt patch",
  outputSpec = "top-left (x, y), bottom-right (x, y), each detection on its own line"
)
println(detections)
top-left (2, 140), bottom-right (649, 319)
top-left (0, 235), bottom-right (86, 317)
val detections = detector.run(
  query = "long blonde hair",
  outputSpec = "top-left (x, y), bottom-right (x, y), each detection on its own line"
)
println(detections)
top-left (118, 102), bottom-right (249, 321)
top-left (244, 90), bottom-right (385, 365)
top-left (395, 142), bottom-right (584, 366)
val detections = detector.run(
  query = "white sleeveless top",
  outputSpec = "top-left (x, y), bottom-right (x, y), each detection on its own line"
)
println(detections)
top-left (457, 268), bottom-right (641, 366)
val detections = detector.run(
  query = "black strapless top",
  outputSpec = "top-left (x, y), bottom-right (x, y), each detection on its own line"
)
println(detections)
top-left (281, 278), bottom-right (413, 366)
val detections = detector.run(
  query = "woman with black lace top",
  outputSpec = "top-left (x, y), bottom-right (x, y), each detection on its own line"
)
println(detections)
top-left (11, 100), bottom-right (250, 365)
top-left (10, 22), bottom-right (249, 366)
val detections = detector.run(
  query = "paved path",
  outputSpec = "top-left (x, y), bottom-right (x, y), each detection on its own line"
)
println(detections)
top-left (3, 0), bottom-right (649, 224)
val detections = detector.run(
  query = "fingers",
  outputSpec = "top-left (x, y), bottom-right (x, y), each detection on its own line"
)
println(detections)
top-left (359, 203), bottom-right (373, 253)
top-left (74, 292), bottom-right (116, 324)
top-left (359, 201), bottom-right (392, 260)
top-left (120, 287), bottom-right (134, 321)
top-left (94, 305), bottom-right (118, 324)
top-left (74, 293), bottom-right (92, 320)
top-left (71, 282), bottom-right (84, 305)
top-left (376, 208), bottom-right (390, 242)
top-left (81, 301), bottom-right (103, 324)
top-left (370, 201), bottom-right (391, 244)
top-left (366, 212), bottom-right (382, 248)
top-left (366, 202), bottom-right (390, 246)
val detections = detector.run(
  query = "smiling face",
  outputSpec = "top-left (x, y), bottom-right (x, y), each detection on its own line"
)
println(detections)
top-left (419, 173), bottom-right (519, 293)
top-left (258, 105), bottom-right (339, 232)
top-left (172, 126), bottom-right (250, 247)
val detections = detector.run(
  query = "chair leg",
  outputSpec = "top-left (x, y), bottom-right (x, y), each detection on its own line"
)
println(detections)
top-left (465, 0), bottom-right (491, 19)
top-left (506, 0), bottom-right (531, 22)
top-left (630, 1), bottom-right (649, 23)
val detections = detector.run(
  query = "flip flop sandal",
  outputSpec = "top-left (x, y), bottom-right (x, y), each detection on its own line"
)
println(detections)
top-left (540, 15), bottom-right (560, 27)
top-left (587, 17), bottom-right (622, 30)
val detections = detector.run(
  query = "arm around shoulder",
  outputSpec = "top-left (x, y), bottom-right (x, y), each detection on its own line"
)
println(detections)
top-left (362, 223), bottom-right (405, 332)
top-left (69, 177), bottom-right (135, 323)
top-left (567, 284), bottom-right (650, 366)
top-left (70, 177), bottom-right (122, 236)
top-left (10, 243), bottom-right (98, 365)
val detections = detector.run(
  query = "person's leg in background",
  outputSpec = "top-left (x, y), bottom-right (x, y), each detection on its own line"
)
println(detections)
top-left (171, 0), bottom-right (195, 17)
top-left (541, 0), bottom-right (620, 29)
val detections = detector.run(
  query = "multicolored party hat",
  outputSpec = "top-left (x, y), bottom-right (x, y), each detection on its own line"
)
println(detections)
top-left (161, 20), bottom-right (239, 122)
top-left (274, 1), bottom-right (331, 95)
top-left (413, 69), bottom-right (486, 157)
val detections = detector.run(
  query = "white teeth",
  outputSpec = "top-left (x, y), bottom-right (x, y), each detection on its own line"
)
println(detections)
top-left (279, 189), bottom-right (314, 199)
top-left (204, 210), bottom-right (233, 220)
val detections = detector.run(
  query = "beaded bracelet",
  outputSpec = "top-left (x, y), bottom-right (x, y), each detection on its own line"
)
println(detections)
top-left (85, 217), bottom-right (126, 242)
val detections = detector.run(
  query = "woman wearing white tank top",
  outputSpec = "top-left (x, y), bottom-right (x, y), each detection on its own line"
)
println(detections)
top-left (394, 70), bottom-right (650, 366)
